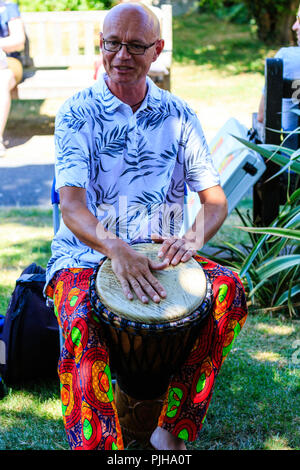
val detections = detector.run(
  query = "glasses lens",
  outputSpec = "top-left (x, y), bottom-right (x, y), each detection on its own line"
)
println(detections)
top-left (127, 44), bottom-right (146, 55)
top-left (104, 41), bottom-right (120, 52)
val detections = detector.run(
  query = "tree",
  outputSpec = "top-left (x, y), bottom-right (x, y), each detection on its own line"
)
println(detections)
top-left (197, 0), bottom-right (299, 45)
top-left (243, 0), bottom-right (299, 44)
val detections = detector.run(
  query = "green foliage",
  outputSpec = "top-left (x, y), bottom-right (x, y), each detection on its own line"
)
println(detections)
top-left (243, 0), bottom-right (298, 15)
top-left (18, 0), bottom-right (113, 12)
top-left (206, 130), bottom-right (300, 317)
top-left (197, 1), bottom-right (252, 24)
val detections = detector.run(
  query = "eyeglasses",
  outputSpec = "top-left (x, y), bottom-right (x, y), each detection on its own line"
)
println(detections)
top-left (103, 39), bottom-right (157, 55)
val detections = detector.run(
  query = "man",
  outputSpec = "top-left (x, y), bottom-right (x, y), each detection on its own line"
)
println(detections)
top-left (46, 2), bottom-right (247, 450)
top-left (0, 1), bottom-right (25, 157)
top-left (257, 5), bottom-right (300, 149)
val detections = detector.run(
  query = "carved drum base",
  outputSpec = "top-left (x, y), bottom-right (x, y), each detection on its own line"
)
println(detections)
top-left (114, 382), bottom-right (167, 449)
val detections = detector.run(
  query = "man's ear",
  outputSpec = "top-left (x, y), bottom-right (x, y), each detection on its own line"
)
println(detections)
top-left (99, 32), bottom-right (104, 49)
top-left (152, 39), bottom-right (165, 62)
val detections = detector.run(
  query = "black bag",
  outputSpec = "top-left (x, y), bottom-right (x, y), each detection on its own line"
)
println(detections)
top-left (0, 263), bottom-right (60, 386)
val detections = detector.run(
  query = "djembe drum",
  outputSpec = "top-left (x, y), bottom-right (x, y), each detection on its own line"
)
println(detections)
top-left (89, 243), bottom-right (213, 446)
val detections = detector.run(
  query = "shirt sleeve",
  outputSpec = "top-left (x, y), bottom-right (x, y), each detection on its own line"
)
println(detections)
top-left (0, 3), bottom-right (20, 38)
top-left (54, 98), bottom-right (91, 191)
top-left (6, 3), bottom-right (21, 21)
top-left (182, 110), bottom-right (220, 192)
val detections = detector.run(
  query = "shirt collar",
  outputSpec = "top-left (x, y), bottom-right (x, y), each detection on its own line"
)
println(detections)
top-left (92, 72), bottom-right (162, 113)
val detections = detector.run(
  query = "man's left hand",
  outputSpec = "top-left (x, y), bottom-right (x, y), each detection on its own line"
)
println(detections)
top-left (151, 235), bottom-right (197, 266)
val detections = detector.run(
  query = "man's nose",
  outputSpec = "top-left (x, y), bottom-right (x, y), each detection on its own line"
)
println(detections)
top-left (116, 44), bottom-right (132, 58)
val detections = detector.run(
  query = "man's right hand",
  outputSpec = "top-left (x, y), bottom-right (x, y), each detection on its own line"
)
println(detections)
top-left (108, 240), bottom-right (169, 304)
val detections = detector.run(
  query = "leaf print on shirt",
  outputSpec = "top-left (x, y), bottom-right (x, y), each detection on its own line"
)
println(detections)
top-left (166, 178), bottom-right (185, 204)
top-left (156, 143), bottom-right (178, 179)
top-left (137, 101), bottom-right (173, 130)
top-left (120, 135), bottom-right (156, 183)
top-left (93, 125), bottom-right (128, 173)
top-left (61, 105), bottom-right (89, 133)
top-left (91, 102), bottom-right (115, 132)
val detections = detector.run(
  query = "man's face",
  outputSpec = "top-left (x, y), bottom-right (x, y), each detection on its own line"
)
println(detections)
top-left (292, 9), bottom-right (300, 45)
top-left (100, 9), bottom-right (163, 87)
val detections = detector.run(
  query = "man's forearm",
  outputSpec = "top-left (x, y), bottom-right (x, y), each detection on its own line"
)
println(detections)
top-left (184, 202), bottom-right (227, 249)
top-left (184, 186), bottom-right (228, 249)
top-left (61, 198), bottom-right (127, 258)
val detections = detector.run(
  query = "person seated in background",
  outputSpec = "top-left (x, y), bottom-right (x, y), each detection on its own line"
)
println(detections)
top-left (257, 6), bottom-right (300, 150)
top-left (0, 1), bottom-right (25, 157)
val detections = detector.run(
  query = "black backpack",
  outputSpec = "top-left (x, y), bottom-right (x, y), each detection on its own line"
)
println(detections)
top-left (0, 263), bottom-right (60, 387)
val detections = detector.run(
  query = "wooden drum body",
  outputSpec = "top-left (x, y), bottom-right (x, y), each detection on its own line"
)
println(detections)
top-left (89, 243), bottom-right (213, 446)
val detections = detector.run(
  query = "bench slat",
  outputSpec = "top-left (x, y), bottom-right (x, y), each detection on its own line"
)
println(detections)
top-left (69, 22), bottom-right (79, 58)
top-left (84, 22), bottom-right (96, 57)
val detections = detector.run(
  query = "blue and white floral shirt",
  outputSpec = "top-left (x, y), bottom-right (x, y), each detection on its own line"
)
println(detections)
top-left (46, 73), bottom-right (220, 286)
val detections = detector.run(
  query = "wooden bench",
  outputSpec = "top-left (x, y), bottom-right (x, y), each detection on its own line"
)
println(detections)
top-left (13, 4), bottom-right (172, 100)
top-left (252, 57), bottom-right (300, 226)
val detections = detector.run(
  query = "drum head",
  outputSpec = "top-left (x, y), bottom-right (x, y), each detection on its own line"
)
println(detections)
top-left (95, 243), bottom-right (207, 324)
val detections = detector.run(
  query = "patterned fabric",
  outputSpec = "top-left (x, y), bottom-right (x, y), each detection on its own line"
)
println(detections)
top-left (46, 73), bottom-right (220, 289)
top-left (49, 267), bottom-right (124, 451)
top-left (47, 254), bottom-right (247, 450)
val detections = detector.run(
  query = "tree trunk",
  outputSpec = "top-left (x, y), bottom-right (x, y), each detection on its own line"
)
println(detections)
top-left (243, 0), bottom-right (299, 45)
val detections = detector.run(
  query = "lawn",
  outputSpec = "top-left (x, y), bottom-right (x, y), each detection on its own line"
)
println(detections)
top-left (0, 12), bottom-right (299, 451)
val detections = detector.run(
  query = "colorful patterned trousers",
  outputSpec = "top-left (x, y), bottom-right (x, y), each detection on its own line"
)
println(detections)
top-left (46, 254), bottom-right (247, 450)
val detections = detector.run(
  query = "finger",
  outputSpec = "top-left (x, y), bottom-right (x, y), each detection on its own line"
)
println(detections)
top-left (180, 248), bottom-right (196, 263)
top-left (161, 239), bottom-right (185, 264)
top-left (156, 238), bottom-right (177, 259)
top-left (145, 271), bottom-right (167, 299)
top-left (136, 275), bottom-right (163, 303)
top-left (127, 275), bottom-right (149, 304)
top-left (149, 258), bottom-right (170, 270)
top-left (118, 277), bottom-right (134, 301)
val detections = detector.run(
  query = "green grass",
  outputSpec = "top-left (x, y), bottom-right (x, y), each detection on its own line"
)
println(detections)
top-left (172, 13), bottom-right (274, 75)
top-left (190, 314), bottom-right (300, 450)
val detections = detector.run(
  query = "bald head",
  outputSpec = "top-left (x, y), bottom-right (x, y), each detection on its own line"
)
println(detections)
top-left (103, 2), bottom-right (161, 40)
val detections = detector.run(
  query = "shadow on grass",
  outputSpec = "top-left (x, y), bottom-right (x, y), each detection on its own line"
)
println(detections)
top-left (173, 13), bottom-right (273, 75)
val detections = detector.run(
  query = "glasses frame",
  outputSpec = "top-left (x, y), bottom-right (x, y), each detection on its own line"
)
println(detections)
top-left (102, 39), bottom-right (157, 55)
